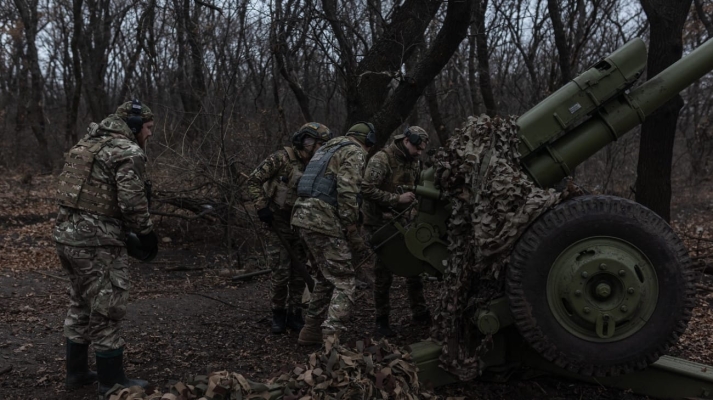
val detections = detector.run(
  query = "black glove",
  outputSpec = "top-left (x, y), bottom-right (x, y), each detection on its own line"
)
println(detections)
top-left (137, 230), bottom-right (158, 252)
top-left (257, 207), bottom-right (273, 224)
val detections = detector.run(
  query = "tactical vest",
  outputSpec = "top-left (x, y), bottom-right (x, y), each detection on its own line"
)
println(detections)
top-left (56, 125), bottom-right (122, 218)
top-left (297, 141), bottom-right (357, 207)
top-left (263, 147), bottom-right (304, 210)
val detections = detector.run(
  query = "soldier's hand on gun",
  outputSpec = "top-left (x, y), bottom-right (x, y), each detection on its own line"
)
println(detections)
top-left (397, 191), bottom-right (416, 204)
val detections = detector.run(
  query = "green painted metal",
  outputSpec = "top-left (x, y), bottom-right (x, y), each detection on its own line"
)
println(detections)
top-left (546, 237), bottom-right (658, 341)
top-left (520, 37), bottom-right (713, 187)
top-left (410, 298), bottom-right (713, 399)
top-left (517, 39), bottom-right (647, 158)
top-left (369, 168), bottom-right (450, 276)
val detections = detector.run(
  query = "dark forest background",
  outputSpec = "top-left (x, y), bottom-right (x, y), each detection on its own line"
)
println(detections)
top-left (1, 0), bottom-right (712, 232)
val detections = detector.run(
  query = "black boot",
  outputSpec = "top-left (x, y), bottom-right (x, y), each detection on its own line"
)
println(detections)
top-left (96, 348), bottom-right (148, 395)
top-left (375, 315), bottom-right (396, 338)
top-left (65, 339), bottom-right (97, 389)
top-left (286, 308), bottom-right (305, 331)
top-left (271, 308), bottom-right (287, 334)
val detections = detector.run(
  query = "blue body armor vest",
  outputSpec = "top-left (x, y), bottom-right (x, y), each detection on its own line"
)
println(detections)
top-left (297, 141), bottom-right (357, 206)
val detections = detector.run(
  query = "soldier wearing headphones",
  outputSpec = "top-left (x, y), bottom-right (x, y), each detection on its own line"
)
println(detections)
top-left (54, 100), bottom-right (157, 394)
top-left (361, 125), bottom-right (432, 337)
top-left (291, 121), bottom-right (376, 345)
top-left (247, 122), bottom-right (333, 334)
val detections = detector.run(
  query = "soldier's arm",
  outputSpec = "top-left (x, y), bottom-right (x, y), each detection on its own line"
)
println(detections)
top-left (336, 148), bottom-right (366, 226)
top-left (361, 152), bottom-right (399, 208)
top-left (246, 150), bottom-right (287, 210)
top-left (115, 147), bottom-right (153, 235)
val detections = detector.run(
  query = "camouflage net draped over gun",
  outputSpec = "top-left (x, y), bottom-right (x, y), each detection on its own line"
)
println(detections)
top-left (430, 115), bottom-right (580, 381)
top-left (103, 336), bottom-right (462, 400)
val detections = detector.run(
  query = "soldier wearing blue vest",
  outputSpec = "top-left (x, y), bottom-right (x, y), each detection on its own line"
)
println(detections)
top-left (246, 122), bottom-right (333, 334)
top-left (291, 122), bottom-right (376, 345)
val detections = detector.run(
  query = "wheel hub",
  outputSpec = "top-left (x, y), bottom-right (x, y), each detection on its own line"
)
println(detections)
top-left (547, 237), bottom-right (658, 342)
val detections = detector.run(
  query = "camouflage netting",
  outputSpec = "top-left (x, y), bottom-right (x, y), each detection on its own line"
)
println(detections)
top-left (103, 336), bottom-right (463, 400)
top-left (430, 115), bottom-right (581, 381)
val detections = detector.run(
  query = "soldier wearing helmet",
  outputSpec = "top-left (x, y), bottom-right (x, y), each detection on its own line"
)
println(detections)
top-left (247, 122), bottom-right (333, 334)
top-left (361, 125), bottom-right (432, 337)
top-left (54, 100), bottom-right (157, 394)
top-left (291, 121), bottom-right (376, 345)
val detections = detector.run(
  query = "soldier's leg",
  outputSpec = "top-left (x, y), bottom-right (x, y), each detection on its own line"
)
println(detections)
top-left (57, 244), bottom-right (97, 389)
top-left (272, 217), bottom-right (306, 311)
top-left (373, 258), bottom-right (394, 319)
top-left (306, 233), bottom-right (355, 332)
top-left (82, 246), bottom-right (130, 353)
top-left (406, 275), bottom-right (429, 323)
top-left (77, 246), bottom-right (148, 393)
top-left (57, 245), bottom-right (92, 345)
top-left (300, 232), bottom-right (335, 322)
top-left (297, 229), bottom-right (334, 345)
top-left (265, 227), bottom-right (289, 311)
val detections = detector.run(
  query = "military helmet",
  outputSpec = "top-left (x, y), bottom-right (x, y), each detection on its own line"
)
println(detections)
top-left (346, 121), bottom-right (377, 147)
top-left (116, 100), bottom-right (154, 135)
top-left (292, 122), bottom-right (332, 150)
top-left (394, 126), bottom-right (430, 146)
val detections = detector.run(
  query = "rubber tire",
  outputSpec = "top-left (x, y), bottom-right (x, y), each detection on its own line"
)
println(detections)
top-left (507, 195), bottom-right (695, 377)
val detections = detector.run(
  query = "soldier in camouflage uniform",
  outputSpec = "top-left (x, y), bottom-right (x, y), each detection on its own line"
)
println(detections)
top-left (247, 122), bottom-right (333, 334)
top-left (54, 100), bottom-right (158, 394)
top-left (291, 122), bottom-right (376, 345)
top-left (361, 126), bottom-right (432, 337)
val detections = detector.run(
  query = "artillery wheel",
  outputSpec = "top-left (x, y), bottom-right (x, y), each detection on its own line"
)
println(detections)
top-left (507, 195), bottom-right (695, 376)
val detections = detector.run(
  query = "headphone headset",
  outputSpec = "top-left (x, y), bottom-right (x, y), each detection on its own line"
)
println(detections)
top-left (354, 121), bottom-right (377, 147)
top-left (291, 130), bottom-right (306, 150)
top-left (126, 99), bottom-right (144, 135)
top-left (291, 123), bottom-right (333, 150)
top-left (403, 127), bottom-right (423, 146)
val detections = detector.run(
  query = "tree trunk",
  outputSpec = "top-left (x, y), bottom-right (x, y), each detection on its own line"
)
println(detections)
top-left (76, 0), bottom-right (112, 121)
top-left (370, 0), bottom-right (473, 147)
top-left (694, 0), bottom-right (713, 38)
top-left (473, 0), bottom-right (497, 116)
top-left (14, 0), bottom-right (52, 172)
top-left (68, 0), bottom-right (84, 144)
top-left (547, 0), bottom-right (573, 84)
top-left (467, 26), bottom-right (480, 115)
top-left (635, 0), bottom-right (693, 221)
top-left (425, 81), bottom-right (448, 144)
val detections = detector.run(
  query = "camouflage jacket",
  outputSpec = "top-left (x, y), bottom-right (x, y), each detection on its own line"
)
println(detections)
top-left (53, 114), bottom-right (153, 247)
top-left (291, 136), bottom-right (367, 237)
top-left (246, 146), bottom-right (305, 213)
top-left (361, 142), bottom-right (420, 226)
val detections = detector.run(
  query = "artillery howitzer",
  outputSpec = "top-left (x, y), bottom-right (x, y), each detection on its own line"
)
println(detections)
top-left (372, 37), bottom-right (713, 398)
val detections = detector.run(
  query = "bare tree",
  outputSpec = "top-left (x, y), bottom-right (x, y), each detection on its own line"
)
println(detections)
top-left (635, 0), bottom-right (693, 221)
top-left (13, 0), bottom-right (51, 172)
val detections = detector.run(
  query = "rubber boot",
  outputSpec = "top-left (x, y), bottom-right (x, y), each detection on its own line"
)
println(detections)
top-left (271, 309), bottom-right (287, 334)
top-left (412, 310), bottom-right (432, 326)
top-left (96, 348), bottom-right (148, 395)
top-left (298, 316), bottom-right (323, 346)
top-left (65, 339), bottom-right (97, 389)
top-left (286, 308), bottom-right (305, 331)
top-left (375, 315), bottom-right (396, 338)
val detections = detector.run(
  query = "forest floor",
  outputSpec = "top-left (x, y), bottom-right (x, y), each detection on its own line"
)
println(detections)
top-left (1, 172), bottom-right (713, 400)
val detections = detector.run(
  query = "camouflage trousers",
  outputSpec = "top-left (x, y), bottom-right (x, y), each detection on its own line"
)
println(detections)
top-left (265, 213), bottom-right (307, 311)
top-left (56, 244), bottom-right (129, 352)
top-left (364, 226), bottom-right (428, 319)
top-left (298, 228), bottom-right (355, 331)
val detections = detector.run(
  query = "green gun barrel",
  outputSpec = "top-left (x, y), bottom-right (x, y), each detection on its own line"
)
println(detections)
top-left (519, 38), bottom-right (713, 187)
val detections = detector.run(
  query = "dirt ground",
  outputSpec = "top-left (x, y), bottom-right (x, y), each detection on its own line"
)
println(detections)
top-left (2, 174), bottom-right (713, 400)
